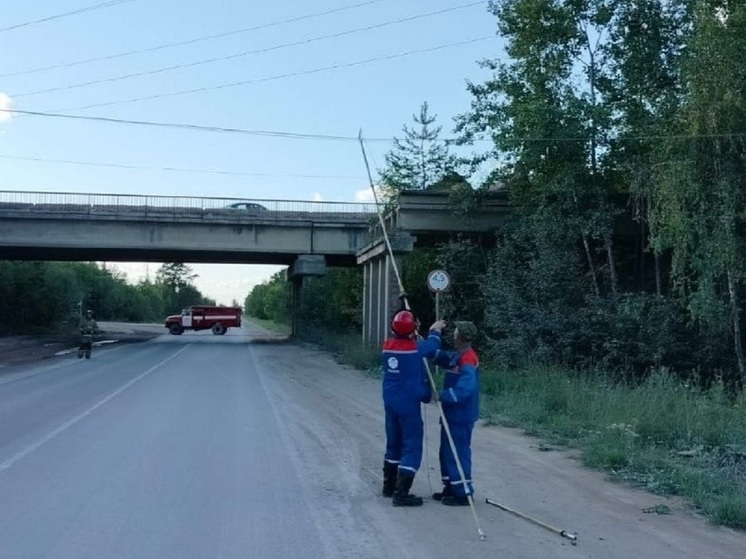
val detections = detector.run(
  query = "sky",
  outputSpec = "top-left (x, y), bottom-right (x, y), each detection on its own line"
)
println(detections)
top-left (0, 0), bottom-right (500, 305)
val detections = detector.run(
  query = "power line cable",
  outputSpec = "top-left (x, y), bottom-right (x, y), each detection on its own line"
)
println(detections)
top-left (0, 153), bottom-right (364, 179)
top-left (48, 36), bottom-right (496, 112)
top-left (5, 108), bottom-right (746, 144)
top-left (3, 108), bottom-right (387, 141)
top-left (0, 0), bottom-right (389, 77)
top-left (0, 0), bottom-right (137, 33)
top-left (13, 2), bottom-right (486, 98)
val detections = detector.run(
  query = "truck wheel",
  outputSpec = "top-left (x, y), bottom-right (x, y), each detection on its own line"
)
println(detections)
top-left (212, 324), bottom-right (226, 335)
top-left (169, 323), bottom-right (183, 335)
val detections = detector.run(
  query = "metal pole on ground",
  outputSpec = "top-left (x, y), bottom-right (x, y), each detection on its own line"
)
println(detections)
top-left (485, 498), bottom-right (578, 545)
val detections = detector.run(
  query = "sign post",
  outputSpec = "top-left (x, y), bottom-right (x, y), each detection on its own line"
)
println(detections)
top-left (427, 269), bottom-right (451, 321)
top-left (427, 269), bottom-right (451, 376)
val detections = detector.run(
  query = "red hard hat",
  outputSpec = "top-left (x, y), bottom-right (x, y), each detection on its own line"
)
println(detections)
top-left (392, 310), bottom-right (417, 336)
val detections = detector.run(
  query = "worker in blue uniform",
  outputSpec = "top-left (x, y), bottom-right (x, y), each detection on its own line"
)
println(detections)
top-left (381, 310), bottom-right (446, 506)
top-left (431, 321), bottom-right (480, 506)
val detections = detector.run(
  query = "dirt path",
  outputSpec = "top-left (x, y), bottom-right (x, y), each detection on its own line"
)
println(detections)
top-left (251, 339), bottom-right (745, 559)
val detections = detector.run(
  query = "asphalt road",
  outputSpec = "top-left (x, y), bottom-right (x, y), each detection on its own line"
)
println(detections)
top-left (0, 329), bottom-right (326, 559)
top-left (0, 325), bottom-right (744, 559)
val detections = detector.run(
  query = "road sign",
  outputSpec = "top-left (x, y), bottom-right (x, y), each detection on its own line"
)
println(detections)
top-left (427, 269), bottom-right (451, 293)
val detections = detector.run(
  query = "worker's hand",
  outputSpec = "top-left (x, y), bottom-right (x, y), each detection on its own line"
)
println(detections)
top-left (430, 320), bottom-right (447, 332)
top-left (431, 390), bottom-right (440, 403)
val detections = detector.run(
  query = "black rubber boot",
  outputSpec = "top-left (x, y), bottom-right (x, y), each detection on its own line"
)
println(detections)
top-left (432, 483), bottom-right (453, 501)
top-left (392, 472), bottom-right (423, 507)
top-left (442, 494), bottom-right (470, 506)
top-left (382, 461), bottom-right (398, 498)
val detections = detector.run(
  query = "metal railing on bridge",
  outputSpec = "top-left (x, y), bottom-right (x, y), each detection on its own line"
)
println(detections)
top-left (0, 190), bottom-right (378, 223)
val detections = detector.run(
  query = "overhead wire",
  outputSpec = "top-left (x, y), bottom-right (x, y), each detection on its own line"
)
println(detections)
top-left (0, 0), bottom-right (390, 78)
top-left (2, 108), bottom-right (393, 141)
top-left (12, 1), bottom-right (487, 99)
top-left (0, 153), bottom-right (365, 180)
top-left (46, 36), bottom-right (496, 113)
top-left (4, 108), bottom-right (745, 144)
top-left (0, 0), bottom-right (138, 33)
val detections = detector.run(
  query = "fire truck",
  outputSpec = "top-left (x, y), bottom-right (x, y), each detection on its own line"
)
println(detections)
top-left (165, 306), bottom-right (242, 335)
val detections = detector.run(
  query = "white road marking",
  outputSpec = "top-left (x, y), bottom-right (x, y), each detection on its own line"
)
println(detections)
top-left (0, 345), bottom-right (191, 473)
top-left (54, 339), bottom-right (119, 356)
top-left (0, 343), bottom-right (132, 387)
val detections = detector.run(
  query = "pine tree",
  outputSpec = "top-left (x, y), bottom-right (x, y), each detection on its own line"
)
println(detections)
top-left (378, 102), bottom-right (454, 205)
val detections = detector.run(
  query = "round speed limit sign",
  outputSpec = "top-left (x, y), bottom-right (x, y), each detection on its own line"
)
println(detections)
top-left (427, 269), bottom-right (451, 293)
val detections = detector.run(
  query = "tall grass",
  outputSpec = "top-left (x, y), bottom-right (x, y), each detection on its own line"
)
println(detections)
top-left (297, 328), bottom-right (380, 373)
top-left (482, 365), bottom-right (746, 528)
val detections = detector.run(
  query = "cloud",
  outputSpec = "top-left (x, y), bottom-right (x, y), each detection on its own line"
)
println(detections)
top-left (0, 92), bottom-right (13, 122)
top-left (312, 192), bottom-right (323, 202)
top-left (354, 187), bottom-right (379, 203)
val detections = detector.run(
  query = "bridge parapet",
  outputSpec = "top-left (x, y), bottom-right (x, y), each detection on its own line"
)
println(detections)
top-left (0, 190), bottom-right (377, 224)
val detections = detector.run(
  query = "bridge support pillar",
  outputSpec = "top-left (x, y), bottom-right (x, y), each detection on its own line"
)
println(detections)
top-left (357, 233), bottom-right (414, 347)
top-left (287, 255), bottom-right (327, 338)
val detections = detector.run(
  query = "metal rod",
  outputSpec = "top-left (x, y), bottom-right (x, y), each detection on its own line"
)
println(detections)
top-left (485, 499), bottom-right (578, 544)
top-left (434, 291), bottom-right (440, 377)
top-left (359, 131), bottom-right (486, 541)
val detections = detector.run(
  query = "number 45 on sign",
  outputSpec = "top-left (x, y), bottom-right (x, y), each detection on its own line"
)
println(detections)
top-left (427, 269), bottom-right (450, 293)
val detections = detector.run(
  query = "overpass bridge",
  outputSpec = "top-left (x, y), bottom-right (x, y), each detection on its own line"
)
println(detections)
top-left (0, 190), bottom-right (377, 266)
top-left (0, 190), bottom-right (511, 344)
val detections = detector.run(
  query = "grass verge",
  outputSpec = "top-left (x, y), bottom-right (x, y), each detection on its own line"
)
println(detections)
top-left (481, 364), bottom-right (746, 529)
top-left (296, 328), bottom-right (380, 373)
top-left (247, 317), bottom-right (291, 335)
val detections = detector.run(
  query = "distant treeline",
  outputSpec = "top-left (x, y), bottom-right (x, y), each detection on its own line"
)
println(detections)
top-left (0, 261), bottom-right (215, 335)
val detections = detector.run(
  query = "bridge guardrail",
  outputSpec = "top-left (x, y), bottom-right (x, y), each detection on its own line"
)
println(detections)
top-left (0, 190), bottom-right (378, 222)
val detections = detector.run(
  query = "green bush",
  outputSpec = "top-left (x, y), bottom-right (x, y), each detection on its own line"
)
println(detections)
top-left (481, 363), bottom-right (746, 528)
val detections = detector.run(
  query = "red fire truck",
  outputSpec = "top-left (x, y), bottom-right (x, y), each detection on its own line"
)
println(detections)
top-left (165, 306), bottom-right (242, 335)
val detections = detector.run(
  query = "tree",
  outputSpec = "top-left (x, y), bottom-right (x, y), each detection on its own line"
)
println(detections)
top-left (155, 262), bottom-right (210, 313)
top-left (378, 102), bottom-right (455, 205)
top-left (604, 0), bottom-right (690, 295)
top-left (456, 0), bottom-right (621, 298)
top-left (244, 271), bottom-right (291, 324)
top-left (136, 278), bottom-right (167, 321)
top-left (652, 0), bottom-right (746, 389)
top-left (450, 0), bottom-right (703, 372)
top-left (155, 262), bottom-right (197, 293)
top-left (245, 282), bottom-right (272, 320)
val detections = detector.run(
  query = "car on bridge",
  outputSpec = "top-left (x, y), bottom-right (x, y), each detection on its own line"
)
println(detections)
top-left (226, 202), bottom-right (267, 211)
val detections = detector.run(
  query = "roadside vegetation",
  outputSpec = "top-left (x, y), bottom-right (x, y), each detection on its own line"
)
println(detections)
top-left (247, 1), bottom-right (746, 528)
top-left (0, 261), bottom-right (216, 335)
